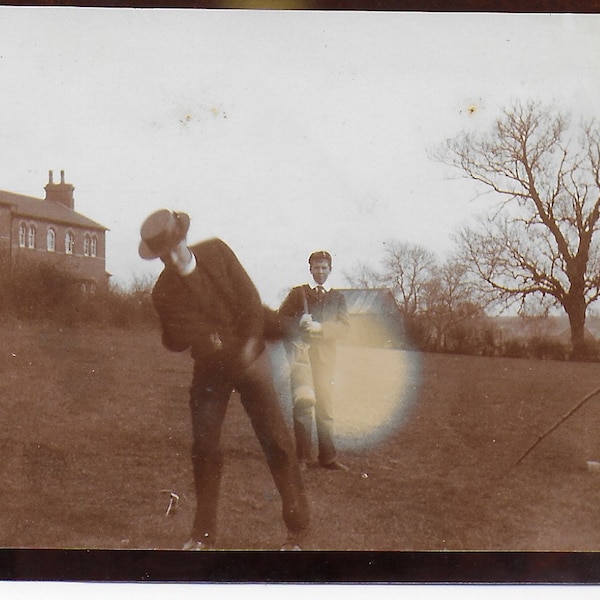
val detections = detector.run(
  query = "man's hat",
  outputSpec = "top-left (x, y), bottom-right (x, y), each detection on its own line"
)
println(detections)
top-left (308, 250), bottom-right (332, 267)
top-left (138, 209), bottom-right (190, 260)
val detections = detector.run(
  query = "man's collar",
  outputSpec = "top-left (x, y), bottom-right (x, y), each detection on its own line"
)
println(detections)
top-left (179, 250), bottom-right (197, 277)
top-left (311, 283), bottom-right (332, 292)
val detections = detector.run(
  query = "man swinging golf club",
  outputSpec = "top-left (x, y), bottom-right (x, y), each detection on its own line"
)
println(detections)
top-left (139, 209), bottom-right (310, 550)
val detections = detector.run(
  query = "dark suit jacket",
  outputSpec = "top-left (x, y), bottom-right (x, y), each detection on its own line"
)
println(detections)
top-left (152, 238), bottom-right (267, 369)
top-left (278, 284), bottom-right (350, 367)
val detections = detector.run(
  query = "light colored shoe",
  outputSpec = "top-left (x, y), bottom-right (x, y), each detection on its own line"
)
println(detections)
top-left (280, 540), bottom-right (302, 551)
top-left (182, 538), bottom-right (214, 551)
top-left (280, 530), bottom-right (305, 551)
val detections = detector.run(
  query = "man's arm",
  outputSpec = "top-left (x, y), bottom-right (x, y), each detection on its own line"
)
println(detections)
top-left (217, 239), bottom-right (265, 340)
top-left (262, 305), bottom-right (287, 340)
top-left (277, 287), bottom-right (305, 338)
top-left (176, 238), bottom-right (264, 341)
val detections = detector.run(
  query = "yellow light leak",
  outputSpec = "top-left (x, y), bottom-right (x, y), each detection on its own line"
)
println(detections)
top-left (268, 339), bottom-right (420, 453)
top-left (333, 345), bottom-right (419, 450)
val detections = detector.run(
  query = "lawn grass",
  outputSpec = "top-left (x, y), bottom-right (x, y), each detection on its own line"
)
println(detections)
top-left (2, 319), bottom-right (600, 551)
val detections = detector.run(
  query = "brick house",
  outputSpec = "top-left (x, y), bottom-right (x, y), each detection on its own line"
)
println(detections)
top-left (0, 171), bottom-right (109, 292)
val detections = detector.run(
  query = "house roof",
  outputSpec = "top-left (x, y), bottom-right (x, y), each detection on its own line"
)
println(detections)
top-left (0, 189), bottom-right (108, 231)
top-left (338, 288), bottom-right (402, 316)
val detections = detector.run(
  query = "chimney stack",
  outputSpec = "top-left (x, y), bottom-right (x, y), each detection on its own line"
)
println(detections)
top-left (44, 169), bottom-right (75, 210)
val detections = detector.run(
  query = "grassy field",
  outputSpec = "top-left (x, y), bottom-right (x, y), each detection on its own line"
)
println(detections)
top-left (2, 319), bottom-right (600, 552)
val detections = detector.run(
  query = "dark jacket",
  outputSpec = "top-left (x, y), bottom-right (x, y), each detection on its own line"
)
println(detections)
top-left (278, 284), bottom-right (350, 366)
top-left (152, 238), bottom-right (267, 369)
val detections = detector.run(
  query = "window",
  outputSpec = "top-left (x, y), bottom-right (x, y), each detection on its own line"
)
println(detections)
top-left (27, 225), bottom-right (36, 249)
top-left (79, 281), bottom-right (97, 295)
top-left (18, 223), bottom-right (26, 248)
top-left (90, 235), bottom-right (97, 257)
top-left (83, 233), bottom-right (98, 258)
top-left (47, 228), bottom-right (56, 252)
top-left (65, 231), bottom-right (74, 255)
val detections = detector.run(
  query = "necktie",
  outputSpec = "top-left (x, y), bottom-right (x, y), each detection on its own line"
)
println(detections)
top-left (317, 286), bottom-right (325, 300)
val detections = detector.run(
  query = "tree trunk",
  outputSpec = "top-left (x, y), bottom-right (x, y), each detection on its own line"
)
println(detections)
top-left (565, 296), bottom-right (587, 360)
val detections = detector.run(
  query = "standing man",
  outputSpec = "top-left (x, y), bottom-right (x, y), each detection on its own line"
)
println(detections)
top-left (139, 209), bottom-right (309, 550)
top-left (279, 250), bottom-right (350, 472)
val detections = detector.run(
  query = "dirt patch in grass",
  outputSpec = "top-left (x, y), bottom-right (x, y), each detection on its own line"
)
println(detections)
top-left (2, 320), bottom-right (600, 551)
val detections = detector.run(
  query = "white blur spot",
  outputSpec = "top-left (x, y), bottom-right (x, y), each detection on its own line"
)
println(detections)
top-left (268, 340), bottom-right (420, 451)
top-left (333, 345), bottom-right (420, 451)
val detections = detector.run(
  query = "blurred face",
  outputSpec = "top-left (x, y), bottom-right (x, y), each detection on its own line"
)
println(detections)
top-left (310, 258), bottom-right (331, 285)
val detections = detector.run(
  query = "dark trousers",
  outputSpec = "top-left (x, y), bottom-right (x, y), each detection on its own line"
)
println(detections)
top-left (293, 358), bottom-right (337, 465)
top-left (189, 349), bottom-right (309, 545)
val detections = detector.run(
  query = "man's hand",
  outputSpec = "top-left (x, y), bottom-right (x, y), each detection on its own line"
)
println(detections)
top-left (304, 321), bottom-right (322, 336)
top-left (299, 314), bottom-right (313, 328)
top-left (300, 314), bottom-right (321, 336)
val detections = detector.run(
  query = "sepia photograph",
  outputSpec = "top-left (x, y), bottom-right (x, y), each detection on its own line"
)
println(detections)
top-left (1, 2), bottom-right (600, 583)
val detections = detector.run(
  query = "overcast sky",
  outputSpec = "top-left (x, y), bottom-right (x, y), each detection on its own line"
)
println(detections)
top-left (1, 8), bottom-right (599, 305)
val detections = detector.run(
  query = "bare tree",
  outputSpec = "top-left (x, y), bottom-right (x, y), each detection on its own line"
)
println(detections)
top-left (344, 241), bottom-right (437, 348)
top-left (436, 101), bottom-right (600, 358)
top-left (377, 241), bottom-right (437, 348)
top-left (343, 261), bottom-right (382, 289)
top-left (424, 257), bottom-right (489, 352)
top-left (344, 242), bottom-right (436, 316)
top-left (380, 241), bottom-right (437, 319)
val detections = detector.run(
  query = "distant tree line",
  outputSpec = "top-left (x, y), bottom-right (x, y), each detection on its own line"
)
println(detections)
top-left (344, 240), bottom-right (600, 361)
top-left (0, 258), bottom-right (157, 328)
top-left (344, 241), bottom-right (497, 355)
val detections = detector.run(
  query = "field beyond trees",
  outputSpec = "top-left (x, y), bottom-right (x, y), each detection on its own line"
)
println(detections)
top-left (3, 320), bottom-right (600, 552)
